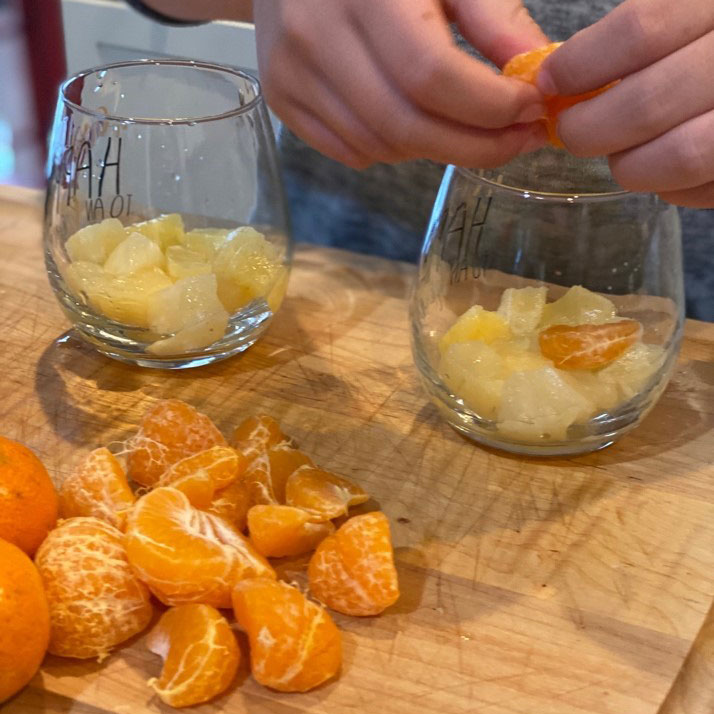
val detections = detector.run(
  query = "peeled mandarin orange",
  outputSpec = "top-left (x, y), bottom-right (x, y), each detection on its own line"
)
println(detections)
top-left (146, 604), bottom-right (240, 708)
top-left (35, 517), bottom-right (153, 659)
top-left (243, 444), bottom-right (314, 506)
top-left (127, 399), bottom-right (226, 487)
top-left (247, 505), bottom-right (335, 558)
top-left (0, 436), bottom-right (58, 555)
top-left (0, 538), bottom-right (50, 703)
top-left (308, 512), bottom-right (399, 616)
top-left (206, 480), bottom-right (251, 532)
top-left (59, 447), bottom-right (135, 530)
top-left (232, 578), bottom-right (341, 692)
top-left (232, 414), bottom-right (287, 451)
top-left (285, 466), bottom-right (369, 520)
top-left (167, 471), bottom-right (216, 509)
top-left (539, 319), bottom-right (642, 369)
top-left (156, 446), bottom-right (244, 491)
top-left (125, 487), bottom-right (275, 608)
top-left (503, 42), bottom-right (616, 147)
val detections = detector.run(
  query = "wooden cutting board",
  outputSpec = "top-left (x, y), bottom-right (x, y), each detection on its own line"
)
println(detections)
top-left (1, 186), bottom-right (713, 714)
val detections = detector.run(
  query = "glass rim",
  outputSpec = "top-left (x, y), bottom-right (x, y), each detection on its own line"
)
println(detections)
top-left (60, 59), bottom-right (263, 125)
top-left (455, 165), bottom-right (633, 203)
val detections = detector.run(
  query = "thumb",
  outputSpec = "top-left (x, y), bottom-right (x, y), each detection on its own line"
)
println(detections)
top-left (446, 0), bottom-right (549, 68)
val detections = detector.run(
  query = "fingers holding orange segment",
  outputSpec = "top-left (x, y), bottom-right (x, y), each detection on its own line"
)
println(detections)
top-left (59, 447), bottom-right (135, 530)
top-left (285, 466), bottom-right (369, 520)
top-left (146, 604), bottom-right (240, 708)
top-left (127, 400), bottom-right (226, 487)
top-left (232, 578), bottom-right (341, 692)
top-left (125, 487), bottom-right (274, 608)
top-left (308, 512), bottom-right (399, 617)
top-left (247, 505), bottom-right (334, 558)
top-left (539, 319), bottom-right (642, 369)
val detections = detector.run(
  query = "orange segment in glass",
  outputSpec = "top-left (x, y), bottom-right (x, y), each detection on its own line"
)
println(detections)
top-left (285, 466), bottom-right (369, 520)
top-left (146, 604), bottom-right (240, 708)
top-left (247, 505), bottom-right (335, 558)
top-left (232, 578), bottom-right (341, 692)
top-left (127, 399), bottom-right (226, 487)
top-left (157, 446), bottom-right (244, 491)
top-left (232, 415), bottom-right (287, 451)
top-left (206, 480), bottom-right (251, 532)
top-left (308, 512), bottom-right (399, 617)
top-left (539, 319), bottom-right (642, 369)
top-left (59, 447), bottom-right (135, 531)
top-left (35, 517), bottom-right (153, 659)
top-left (503, 42), bottom-right (616, 147)
top-left (125, 487), bottom-right (275, 608)
top-left (243, 444), bottom-right (314, 506)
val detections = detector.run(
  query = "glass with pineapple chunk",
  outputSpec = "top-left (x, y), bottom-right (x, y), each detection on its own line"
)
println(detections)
top-left (44, 60), bottom-right (290, 368)
top-left (411, 147), bottom-right (684, 455)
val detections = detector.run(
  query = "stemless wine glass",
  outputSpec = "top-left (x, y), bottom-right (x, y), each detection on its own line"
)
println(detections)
top-left (44, 60), bottom-right (291, 369)
top-left (411, 147), bottom-right (684, 456)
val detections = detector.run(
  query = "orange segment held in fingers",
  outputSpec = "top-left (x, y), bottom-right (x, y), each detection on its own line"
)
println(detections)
top-left (232, 578), bottom-right (341, 692)
top-left (308, 512), bottom-right (399, 617)
top-left (247, 505), bottom-right (335, 558)
top-left (503, 42), bottom-right (616, 147)
top-left (125, 487), bottom-right (275, 608)
top-left (59, 447), bottom-right (135, 530)
top-left (146, 604), bottom-right (240, 708)
top-left (539, 319), bottom-right (642, 369)
top-left (127, 399), bottom-right (226, 487)
top-left (243, 444), bottom-right (314, 506)
top-left (35, 517), bottom-right (153, 659)
top-left (157, 446), bottom-right (244, 491)
top-left (285, 466), bottom-right (369, 520)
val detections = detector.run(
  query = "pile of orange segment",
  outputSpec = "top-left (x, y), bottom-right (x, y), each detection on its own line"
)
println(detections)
top-left (23, 399), bottom-right (399, 708)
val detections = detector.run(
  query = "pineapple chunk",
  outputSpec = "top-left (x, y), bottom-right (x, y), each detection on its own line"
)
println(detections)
top-left (166, 245), bottom-right (212, 281)
top-left (147, 311), bottom-right (229, 355)
top-left (147, 273), bottom-right (228, 335)
top-left (439, 341), bottom-right (504, 419)
top-left (439, 305), bottom-right (511, 353)
top-left (65, 218), bottom-right (126, 264)
top-left (598, 343), bottom-right (665, 402)
top-left (133, 213), bottom-right (184, 250)
top-left (104, 232), bottom-right (164, 275)
top-left (497, 367), bottom-right (595, 441)
top-left (180, 227), bottom-right (231, 261)
top-left (213, 227), bottom-right (282, 312)
top-left (539, 285), bottom-right (616, 328)
top-left (64, 260), bottom-right (107, 299)
top-left (497, 286), bottom-right (547, 335)
top-left (266, 266), bottom-right (289, 313)
top-left (84, 267), bottom-right (173, 327)
top-left (563, 371), bottom-right (620, 412)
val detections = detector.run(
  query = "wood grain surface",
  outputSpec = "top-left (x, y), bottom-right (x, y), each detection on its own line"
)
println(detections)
top-left (1, 186), bottom-right (712, 714)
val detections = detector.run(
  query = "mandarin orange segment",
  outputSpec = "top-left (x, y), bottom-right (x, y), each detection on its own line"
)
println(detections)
top-left (503, 42), bottom-right (615, 148)
top-left (157, 446), bottom-right (244, 491)
top-left (206, 480), bottom-right (251, 532)
top-left (243, 444), bottom-right (314, 506)
top-left (539, 319), bottom-right (642, 370)
top-left (232, 415), bottom-right (287, 451)
top-left (146, 603), bottom-right (240, 708)
top-left (285, 466), bottom-right (369, 520)
top-left (59, 447), bottom-right (136, 530)
top-left (0, 436), bottom-right (58, 556)
top-left (125, 487), bottom-right (275, 608)
top-left (247, 505), bottom-right (335, 558)
top-left (127, 399), bottom-right (227, 487)
top-left (308, 512), bottom-right (399, 617)
top-left (232, 578), bottom-right (341, 692)
top-left (34, 517), bottom-right (153, 659)
top-left (167, 471), bottom-right (216, 509)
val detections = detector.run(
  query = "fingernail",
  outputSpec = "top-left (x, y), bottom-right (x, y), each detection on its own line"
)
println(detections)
top-left (537, 68), bottom-right (558, 96)
top-left (517, 103), bottom-right (546, 123)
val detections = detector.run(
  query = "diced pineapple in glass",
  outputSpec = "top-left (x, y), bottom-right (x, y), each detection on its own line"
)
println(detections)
top-left (180, 228), bottom-right (231, 262)
top-left (539, 285), bottom-right (617, 327)
top-left (132, 213), bottom-right (184, 250)
top-left (598, 343), bottom-right (665, 402)
top-left (165, 245), bottom-right (212, 281)
top-left (64, 218), bottom-right (127, 264)
top-left (439, 305), bottom-right (511, 353)
top-left (497, 286), bottom-right (547, 335)
top-left (104, 232), bottom-right (165, 275)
